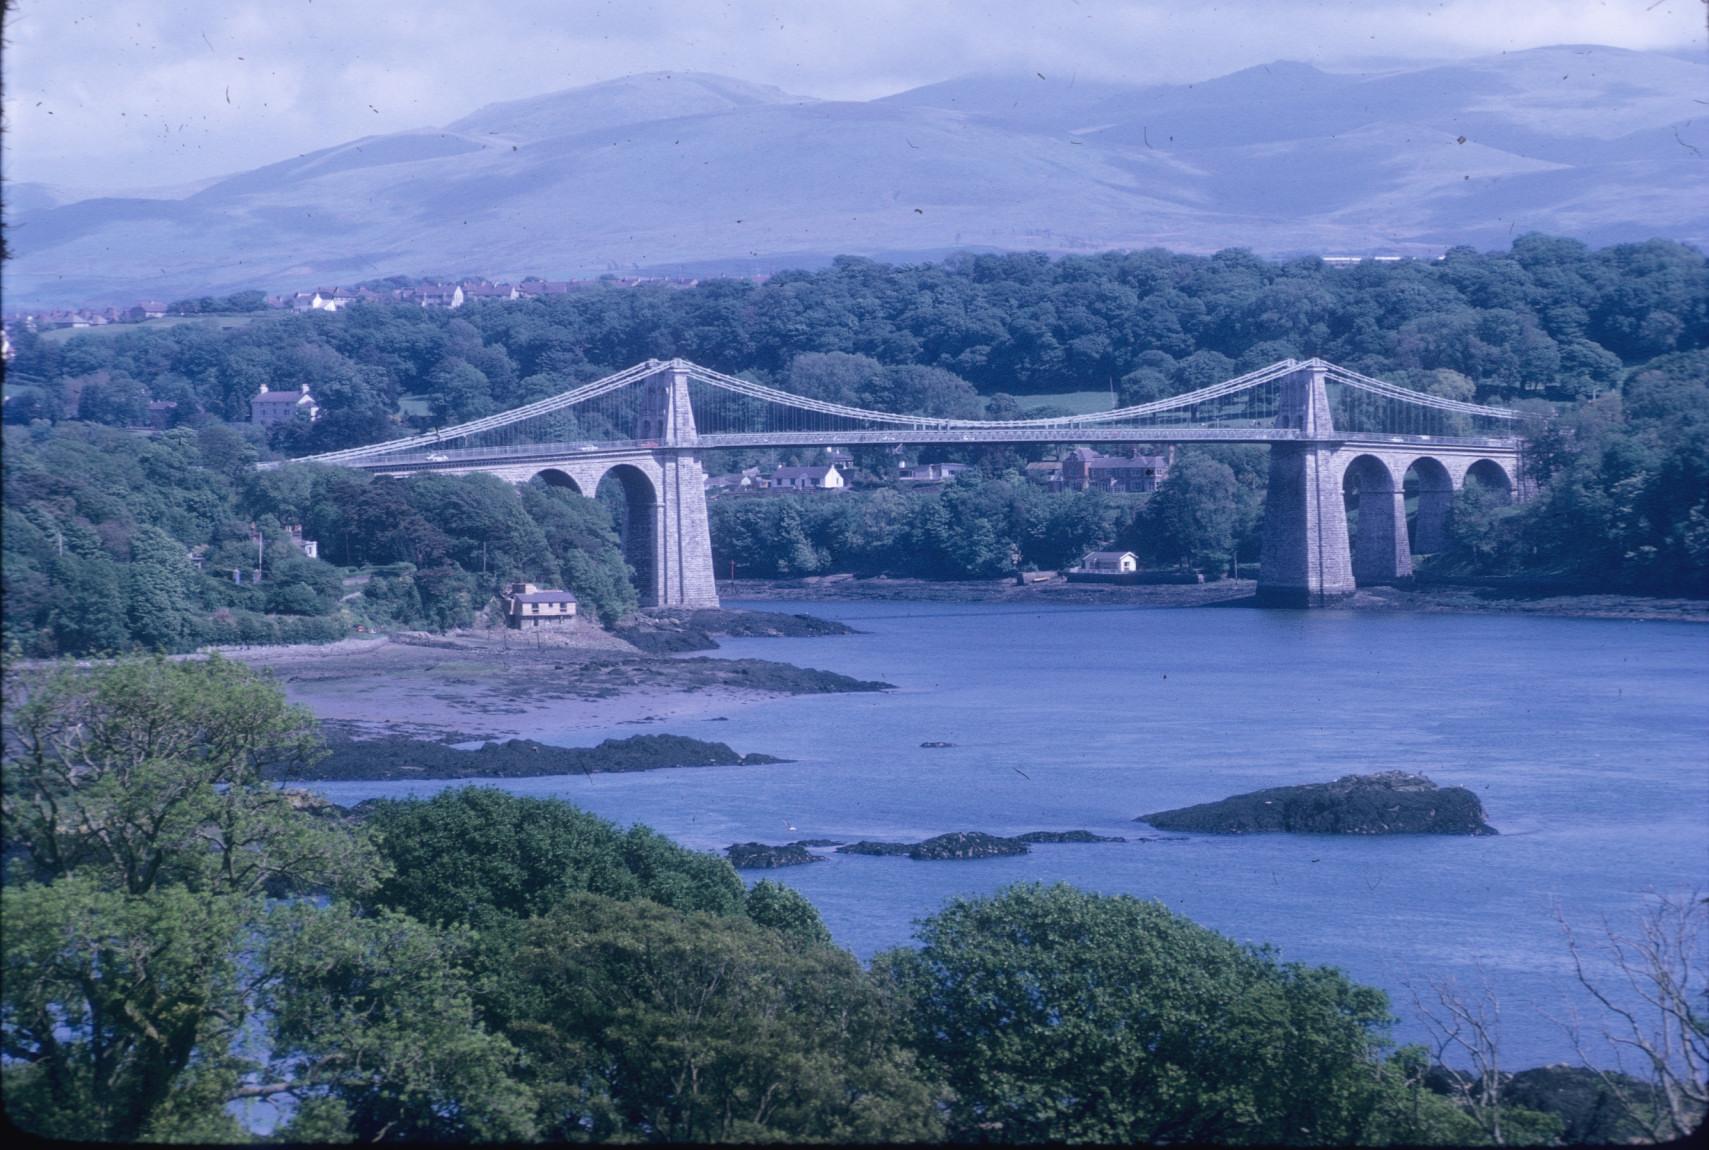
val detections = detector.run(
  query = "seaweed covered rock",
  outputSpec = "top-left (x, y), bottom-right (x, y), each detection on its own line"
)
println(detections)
top-left (726, 841), bottom-right (828, 869)
top-left (296, 731), bottom-right (786, 782)
top-left (1140, 771), bottom-right (1497, 835)
top-left (836, 840), bottom-right (915, 857)
top-left (909, 832), bottom-right (1030, 860)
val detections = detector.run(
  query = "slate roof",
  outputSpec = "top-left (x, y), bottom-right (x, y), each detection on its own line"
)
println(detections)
top-left (511, 590), bottom-right (578, 604)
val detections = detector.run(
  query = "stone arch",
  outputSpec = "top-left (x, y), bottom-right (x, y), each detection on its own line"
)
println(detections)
top-left (1340, 454), bottom-right (1411, 586)
top-left (1464, 458), bottom-right (1515, 504)
top-left (1402, 456), bottom-right (1455, 555)
top-left (532, 467), bottom-right (584, 495)
top-left (594, 463), bottom-right (661, 604)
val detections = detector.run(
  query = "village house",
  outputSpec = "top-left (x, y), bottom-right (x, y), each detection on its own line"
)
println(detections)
top-left (705, 466), bottom-right (764, 495)
top-left (411, 283), bottom-right (466, 309)
top-left (516, 280), bottom-right (574, 298)
top-left (284, 525), bottom-right (319, 560)
top-left (897, 461), bottom-right (973, 484)
top-left (766, 464), bottom-right (845, 491)
top-left (1079, 550), bottom-right (1139, 574)
top-left (1060, 447), bottom-right (1170, 493)
top-left (460, 281), bottom-right (518, 302)
top-left (251, 383), bottom-right (320, 425)
top-left (502, 582), bottom-right (578, 627)
top-left (1025, 459), bottom-right (1064, 488)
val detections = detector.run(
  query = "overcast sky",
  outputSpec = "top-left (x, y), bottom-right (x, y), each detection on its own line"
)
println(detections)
top-left (5, 0), bottom-right (1704, 192)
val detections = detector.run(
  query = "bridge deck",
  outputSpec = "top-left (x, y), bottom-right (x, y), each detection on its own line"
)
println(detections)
top-left (339, 430), bottom-right (1523, 472)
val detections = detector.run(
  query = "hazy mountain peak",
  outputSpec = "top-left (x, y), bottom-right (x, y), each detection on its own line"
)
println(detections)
top-left (447, 71), bottom-right (813, 142)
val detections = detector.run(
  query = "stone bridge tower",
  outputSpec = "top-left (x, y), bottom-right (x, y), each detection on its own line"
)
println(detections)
top-left (640, 362), bottom-right (719, 608)
top-left (1257, 363), bottom-right (1356, 607)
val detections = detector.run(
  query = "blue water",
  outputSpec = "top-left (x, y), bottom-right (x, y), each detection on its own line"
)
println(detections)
top-left (306, 600), bottom-right (1708, 1066)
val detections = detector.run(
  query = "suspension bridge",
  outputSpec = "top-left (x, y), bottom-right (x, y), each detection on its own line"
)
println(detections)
top-left (288, 358), bottom-right (1529, 609)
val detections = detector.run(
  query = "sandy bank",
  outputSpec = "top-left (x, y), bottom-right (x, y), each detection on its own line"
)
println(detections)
top-left (214, 621), bottom-right (883, 742)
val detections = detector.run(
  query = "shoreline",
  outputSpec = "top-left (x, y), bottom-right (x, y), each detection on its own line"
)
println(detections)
top-left (717, 575), bottom-right (1709, 623)
top-left (215, 622), bottom-right (884, 745)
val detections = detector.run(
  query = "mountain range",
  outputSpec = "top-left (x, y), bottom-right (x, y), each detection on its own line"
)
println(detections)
top-left (5, 44), bottom-right (1704, 308)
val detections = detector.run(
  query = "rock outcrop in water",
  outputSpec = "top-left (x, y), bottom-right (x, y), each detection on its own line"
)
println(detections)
top-left (731, 828), bottom-right (1125, 866)
top-left (293, 731), bottom-right (786, 782)
top-left (726, 841), bottom-right (829, 869)
top-left (1139, 771), bottom-right (1497, 835)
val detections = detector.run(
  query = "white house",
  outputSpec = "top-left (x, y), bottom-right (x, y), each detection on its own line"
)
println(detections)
top-left (767, 464), bottom-right (845, 490)
top-left (251, 383), bottom-right (320, 425)
top-left (1080, 550), bottom-right (1138, 574)
top-left (502, 582), bottom-right (577, 627)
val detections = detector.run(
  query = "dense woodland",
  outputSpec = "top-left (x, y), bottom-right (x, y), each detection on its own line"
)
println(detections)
top-left (4, 238), bottom-right (1707, 656)
top-left (5, 657), bottom-right (1697, 1144)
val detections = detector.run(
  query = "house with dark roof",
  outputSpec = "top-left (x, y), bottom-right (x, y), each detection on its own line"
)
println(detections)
top-left (502, 582), bottom-right (577, 627)
top-left (1061, 448), bottom-right (1170, 493)
top-left (251, 383), bottom-right (320, 425)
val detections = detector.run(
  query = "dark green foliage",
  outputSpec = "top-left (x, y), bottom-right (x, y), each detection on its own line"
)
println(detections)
top-left (519, 478), bottom-right (637, 624)
top-left (711, 476), bottom-right (1124, 579)
top-left (1436, 370), bottom-right (1709, 595)
top-left (1, 422), bottom-right (638, 654)
top-left (485, 892), bottom-right (944, 1142)
top-left (363, 787), bottom-right (748, 929)
top-left (744, 880), bottom-right (834, 947)
top-left (879, 882), bottom-right (1403, 1144)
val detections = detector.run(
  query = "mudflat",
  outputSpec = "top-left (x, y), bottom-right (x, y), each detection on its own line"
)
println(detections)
top-left (216, 616), bottom-right (886, 743)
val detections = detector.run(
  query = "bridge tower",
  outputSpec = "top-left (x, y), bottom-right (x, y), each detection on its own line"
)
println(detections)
top-left (639, 362), bottom-right (719, 609)
top-left (1257, 363), bottom-right (1356, 607)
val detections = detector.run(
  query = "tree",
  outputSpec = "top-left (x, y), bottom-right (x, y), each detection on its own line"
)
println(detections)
top-left (1, 657), bottom-right (382, 1141)
top-left (744, 879), bottom-right (832, 948)
top-left (490, 893), bottom-right (944, 1142)
top-left (1559, 892), bottom-right (1708, 1142)
top-left (1, 655), bottom-right (365, 899)
top-left (362, 787), bottom-right (747, 931)
top-left (1140, 452), bottom-right (1241, 572)
top-left (879, 883), bottom-right (1400, 1144)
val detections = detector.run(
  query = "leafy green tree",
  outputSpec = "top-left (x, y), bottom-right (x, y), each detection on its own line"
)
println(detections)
top-left (1, 657), bottom-right (383, 1141)
top-left (520, 479), bottom-right (638, 624)
top-left (490, 893), bottom-right (944, 1142)
top-left (879, 883), bottom-right (1400, 1144)
top-left (363, 787), bottom-right (747, 931)
top-left (1140, 452), bottom-right (1241, 573)
top-left (744, 879), bottom-right (833, 948)
top-left (260, 902), bottom-right (537, 1142)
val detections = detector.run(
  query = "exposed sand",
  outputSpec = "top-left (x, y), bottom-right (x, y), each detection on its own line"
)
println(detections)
top-left (216, 624), bottom-right (838, 742)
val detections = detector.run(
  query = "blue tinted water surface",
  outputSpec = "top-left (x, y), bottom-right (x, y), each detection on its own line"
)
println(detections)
top-left (305, 600), bottom-right (1708, 1065)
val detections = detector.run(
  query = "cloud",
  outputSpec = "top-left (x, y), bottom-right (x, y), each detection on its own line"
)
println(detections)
top-left (4, 0), bottom-right (1703, 190)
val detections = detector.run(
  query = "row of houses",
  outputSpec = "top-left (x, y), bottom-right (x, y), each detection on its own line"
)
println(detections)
top-left (5, 273), bottom-right (768, 334)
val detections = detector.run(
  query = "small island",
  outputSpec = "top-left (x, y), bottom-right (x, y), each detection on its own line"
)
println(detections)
top-left (286, 731), bottom-right (786, 783)
top-left (726, 841), bottom-right (830, 868)
top-left (1139, 771), bottom-right (1498, 836)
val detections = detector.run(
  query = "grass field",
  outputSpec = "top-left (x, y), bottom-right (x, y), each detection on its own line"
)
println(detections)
top-left (1018, 390), bottom-right (1118, 415)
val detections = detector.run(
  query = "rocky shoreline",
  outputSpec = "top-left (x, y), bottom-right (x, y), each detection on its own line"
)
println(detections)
top-left (726, 829), bottom-right (1129, 868)
top-left (213, 610), bottom-right (890, 744)
top-left (285, 728), bottom-right (788, 783)
top-left (719, 575), bottom-right (1709, 623)
top-left (1141, 771), bottom-right (1498, 836)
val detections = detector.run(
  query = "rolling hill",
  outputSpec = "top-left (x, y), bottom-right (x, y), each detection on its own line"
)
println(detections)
top-left (5, 46), bottom-right (1703, 308)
